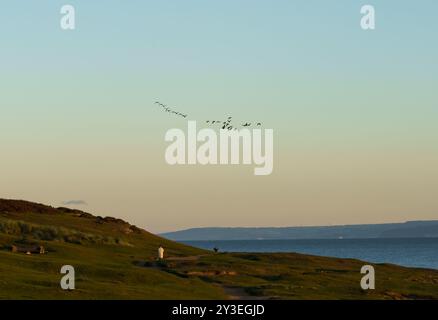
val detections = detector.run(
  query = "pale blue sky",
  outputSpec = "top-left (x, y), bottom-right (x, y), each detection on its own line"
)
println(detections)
top-left (1, 1), bottom-right (437, 232)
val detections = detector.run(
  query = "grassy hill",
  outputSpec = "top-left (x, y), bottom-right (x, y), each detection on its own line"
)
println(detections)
top-left (1, 199), bottom-right (438, 300)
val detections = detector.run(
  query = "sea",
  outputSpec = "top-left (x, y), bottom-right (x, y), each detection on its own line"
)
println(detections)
top-left (183, 238), bottom-right (438, 270)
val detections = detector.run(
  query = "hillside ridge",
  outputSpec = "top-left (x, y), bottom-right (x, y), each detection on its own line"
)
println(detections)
top-left (0, 198), bottom-right (142, 232)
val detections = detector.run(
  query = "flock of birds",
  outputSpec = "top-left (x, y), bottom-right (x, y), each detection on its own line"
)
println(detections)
top-left (155, 101), bottom-right (188, 119)
top-left (154, 101), bottom-right (262, 131)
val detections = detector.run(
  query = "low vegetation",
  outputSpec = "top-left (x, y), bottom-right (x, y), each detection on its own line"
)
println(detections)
top-left (0, 218), bottom-right (130, 246)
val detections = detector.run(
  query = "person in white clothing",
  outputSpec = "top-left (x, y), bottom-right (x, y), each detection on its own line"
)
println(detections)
top-left (158, 246), bottom-right (164, 260)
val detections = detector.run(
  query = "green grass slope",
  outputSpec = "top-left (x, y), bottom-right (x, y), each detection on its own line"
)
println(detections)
top-left (1, 199), bottom-right (437, 300)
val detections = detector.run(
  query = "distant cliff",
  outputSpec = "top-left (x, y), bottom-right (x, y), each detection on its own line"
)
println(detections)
top-left (161, 220), bottom-right (438, 241)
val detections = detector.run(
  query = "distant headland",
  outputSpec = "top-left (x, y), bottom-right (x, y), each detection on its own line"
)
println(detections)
top-left (161, 220), bottom-right (438, 241)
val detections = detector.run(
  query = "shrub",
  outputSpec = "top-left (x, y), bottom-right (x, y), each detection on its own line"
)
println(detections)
top-left (0, 218), bottom-right (130, 246)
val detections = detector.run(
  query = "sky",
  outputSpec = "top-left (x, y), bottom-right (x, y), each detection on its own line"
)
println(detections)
top-left (1, 1), bottom-right (437, 233)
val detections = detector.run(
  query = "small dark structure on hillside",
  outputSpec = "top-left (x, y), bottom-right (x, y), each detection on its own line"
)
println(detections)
top-left (11, 245), bottom-right (45, 255)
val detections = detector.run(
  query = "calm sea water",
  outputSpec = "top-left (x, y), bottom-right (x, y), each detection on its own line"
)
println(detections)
top-left (183, 238), bottom-right (438, 270)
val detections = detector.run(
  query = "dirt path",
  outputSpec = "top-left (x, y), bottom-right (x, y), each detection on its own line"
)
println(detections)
top-left (138, 256), bottom-right (269, 300)
top-left (222, 286), bottom-right (268, 300)
top-left (165, 255), bottom-right (207, 261)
